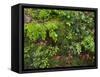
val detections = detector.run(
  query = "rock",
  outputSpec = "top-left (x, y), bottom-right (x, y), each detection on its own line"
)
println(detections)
top-left (24, 14), bottom-right (32, 23)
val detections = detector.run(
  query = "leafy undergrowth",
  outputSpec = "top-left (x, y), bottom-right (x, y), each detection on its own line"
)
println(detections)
top-left (24, 8), bottom-right (95, 69)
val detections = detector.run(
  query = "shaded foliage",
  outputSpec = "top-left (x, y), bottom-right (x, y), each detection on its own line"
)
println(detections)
top-left (24, 8), bottom-right (95, 69)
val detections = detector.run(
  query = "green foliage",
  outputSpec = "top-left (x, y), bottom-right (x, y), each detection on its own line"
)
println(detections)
top-left (38, 9), bottom-right (50, 19)
top-left (24, 44), bottom-right (59, 68)
top-left (81, 35), bottom-right (94, 52)
top-left (75, 43), bottom-right (81, 54)
top-left (25, 23), bottom-right (46, 41)
top-left (45, 21), bottom-right (58, 42)
top-left (24, 8), bottom-right (95, 69)
top-left (25, 20), bottom-right (58, 42)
